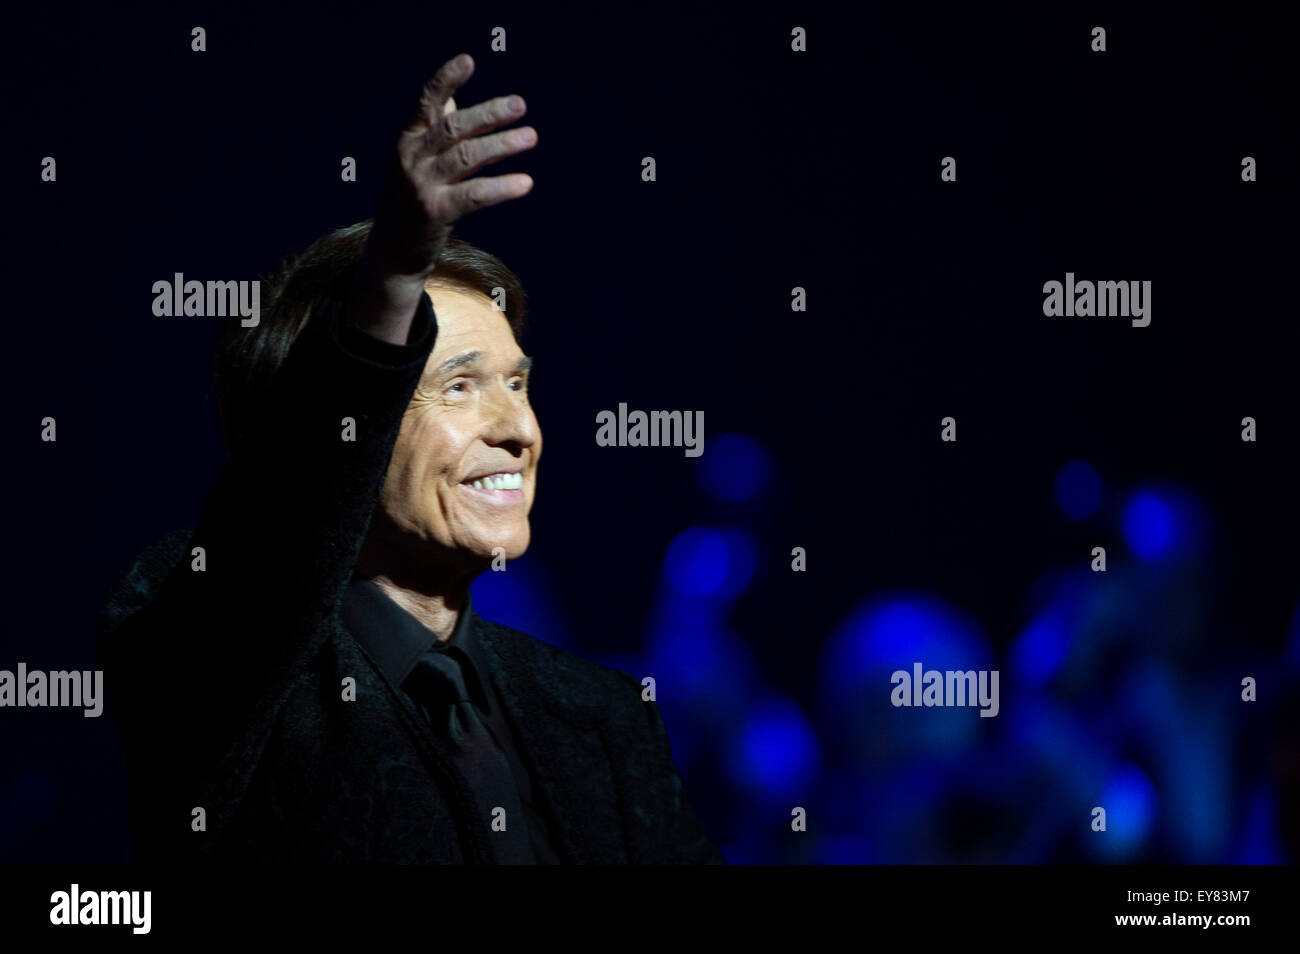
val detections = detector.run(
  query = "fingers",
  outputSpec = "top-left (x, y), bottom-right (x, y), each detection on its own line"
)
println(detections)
top-left (441, 93), bottom-right (526, 143)
top-left (395, 58), bottom-right (537, 228)
top-left (411, 53), bottom-right (475, 129)
top-left (425, 125), bottom-right (538, 183)
top-left (436, 174), bottom-right (534, 219)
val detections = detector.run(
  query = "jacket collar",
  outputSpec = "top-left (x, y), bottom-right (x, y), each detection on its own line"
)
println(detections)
top-left (340, 578), bottom-right (492, 715)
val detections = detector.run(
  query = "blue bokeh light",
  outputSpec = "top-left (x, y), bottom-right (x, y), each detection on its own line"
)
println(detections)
top-left (470, 555), bottom-right (572, 649)
top-left (1122, 490), bottom-right (1177, 561)
top-left (820, 595), bottom-right (993, 761)
top-left (697, 433), bottom-right (772, 503)
top-left (1008, 698), bottom-right (1100, 784)
top-left (1093, 764), bottom-right (1157, 859)
top-left (644, 591), bottom-right (759, 738)
top-left (1235, 784), bottom-right (1285, 864)
top-left (822, 596), bottom-right (992, 698)
top-left (1011, 607), bottom-right (1071, 687)
top-left (1054, 459), bottom-right (1102, 520)
top-left (728, 696), bottom-right (820, 798)
top-left (664, 527), bottom-right (757, 599)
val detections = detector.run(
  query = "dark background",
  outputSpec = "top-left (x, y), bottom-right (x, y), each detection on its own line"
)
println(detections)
top-left (3, 1), bottom-right (1295, 863)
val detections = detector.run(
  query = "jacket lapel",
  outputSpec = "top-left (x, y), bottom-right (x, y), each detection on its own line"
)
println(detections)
top-left (474, 616), bottom-right (628, 864)
top-left (344, 621), bottom-right (497, 864)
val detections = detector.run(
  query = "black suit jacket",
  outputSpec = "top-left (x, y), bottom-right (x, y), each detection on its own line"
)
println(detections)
top-left (98, 282), bottom-right (723, 864)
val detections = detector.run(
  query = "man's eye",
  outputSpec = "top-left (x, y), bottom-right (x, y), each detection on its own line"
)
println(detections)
top-left (447, 381), bottom-right (467, 393)
top-left (511, 377), bottom-right (528, 391)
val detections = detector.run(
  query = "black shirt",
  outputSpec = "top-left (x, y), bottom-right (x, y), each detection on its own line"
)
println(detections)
top-left (340, 577), bottom-right (562, 864)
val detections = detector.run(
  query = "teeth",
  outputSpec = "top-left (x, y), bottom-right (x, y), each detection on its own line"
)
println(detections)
top-left (469, 472), bottom-right (522, 491)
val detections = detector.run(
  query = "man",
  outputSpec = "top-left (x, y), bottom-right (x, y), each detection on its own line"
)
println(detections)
top-left (99, 53), bottom-right (723, 864)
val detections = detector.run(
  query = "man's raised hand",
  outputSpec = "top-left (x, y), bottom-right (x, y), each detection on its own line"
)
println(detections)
top-left (348, 53), bottom-right (537, 342)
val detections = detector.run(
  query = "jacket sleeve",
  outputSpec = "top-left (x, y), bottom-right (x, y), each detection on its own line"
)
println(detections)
top-left (102, 280), bottom-right (438, 852)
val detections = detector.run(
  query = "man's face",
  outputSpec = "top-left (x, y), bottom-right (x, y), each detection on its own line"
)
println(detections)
top-left (374, 283), bottom-right (540, 565)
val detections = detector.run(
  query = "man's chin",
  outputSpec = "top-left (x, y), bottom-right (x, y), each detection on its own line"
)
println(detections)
top-left (466, 531), bottom-right (530, 564)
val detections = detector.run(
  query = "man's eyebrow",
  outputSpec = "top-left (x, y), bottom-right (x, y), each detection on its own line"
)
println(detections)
top-left (435, 351), bottom-right (534, 376)
top-left (438, 350), bottom-right (482, 375)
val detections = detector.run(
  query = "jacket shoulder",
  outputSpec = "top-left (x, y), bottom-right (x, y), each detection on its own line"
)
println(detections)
top-left (473, 616), bottom-right (646, 719)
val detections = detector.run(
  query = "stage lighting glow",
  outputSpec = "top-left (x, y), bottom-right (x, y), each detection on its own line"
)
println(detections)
top-left (1236, 784), bottom-right (1285, 864)
top-left (1094, 764), bottom-right (1156, 858)
top-left (1011, 607), bottom-right (1071, 687)
top-left (697, 433), bottom-right (771, 502)
top-left (822, 596), bottom-right (991, 699)
top-left (729, 697), bottom-right (820, 797)
top-left (1122, 490), bottom-right (1176, 561)
top-left (646, 595), bottom-right (759, 718)
top-left (1054, 459), bottom-right (1102, 519)
top-left (664, 527), bottom-right (757, 598)
top-left (470, 556), bottom-right (572, 649)
top-left (818, 835), bottom-right (878, 865)
top-left (820, 596), bottom-right (992, 759)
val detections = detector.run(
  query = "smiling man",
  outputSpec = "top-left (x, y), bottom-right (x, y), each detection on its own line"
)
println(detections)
top-left (99, 53), bottom-right (722, 864)
top-left (356, 277), bottom-right (541, 606)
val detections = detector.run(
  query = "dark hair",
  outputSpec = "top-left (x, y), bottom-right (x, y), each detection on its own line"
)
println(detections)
top-left (213, 220), bottom-right (528, 451)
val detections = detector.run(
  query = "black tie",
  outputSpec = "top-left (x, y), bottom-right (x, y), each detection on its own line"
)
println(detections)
top-left (404, 648), bottom-right (536, 864)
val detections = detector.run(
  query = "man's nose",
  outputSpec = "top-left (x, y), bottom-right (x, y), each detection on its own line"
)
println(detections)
top-left (481, 380), bottom-right (536, 447)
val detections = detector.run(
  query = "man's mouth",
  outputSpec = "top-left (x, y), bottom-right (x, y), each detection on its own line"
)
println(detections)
top-left (461, 471), bottom-right (524, 492)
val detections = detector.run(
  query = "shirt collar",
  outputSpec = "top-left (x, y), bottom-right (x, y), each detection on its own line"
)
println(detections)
top-left (340, 577), bottom-right (489, 712)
